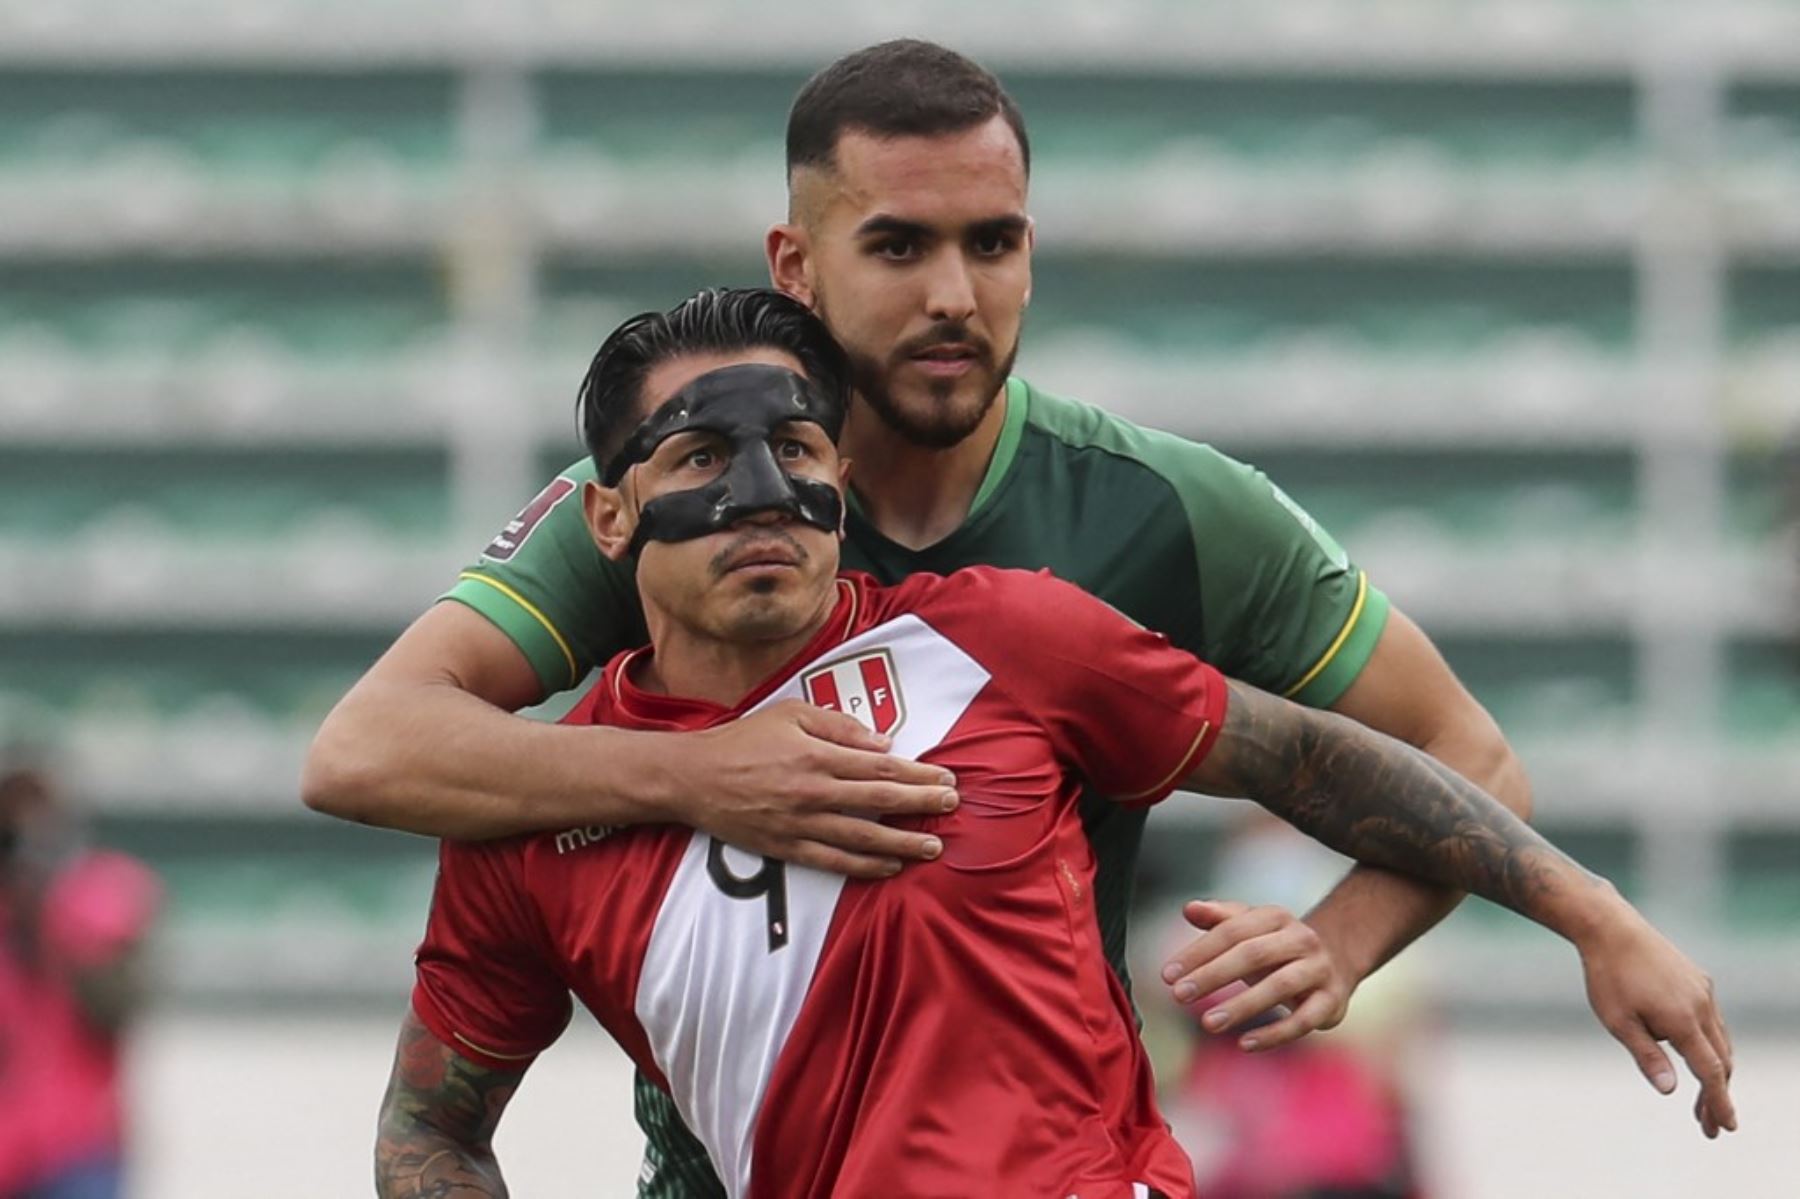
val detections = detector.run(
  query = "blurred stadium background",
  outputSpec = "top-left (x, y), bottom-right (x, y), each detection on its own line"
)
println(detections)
top-left (1, 1), bottom-right (1797, 1195)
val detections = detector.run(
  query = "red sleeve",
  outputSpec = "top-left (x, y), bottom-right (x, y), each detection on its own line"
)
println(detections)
top-left (412, 839), bottom-right (573, 1071)
top-left (939, 568), bottom-right (1229, 807)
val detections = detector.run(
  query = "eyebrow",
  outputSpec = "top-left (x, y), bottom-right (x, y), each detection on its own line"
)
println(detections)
top-left (853, 213), bottom-right (1029, 241)
top-left (776, 419), bottom-right (831, 441)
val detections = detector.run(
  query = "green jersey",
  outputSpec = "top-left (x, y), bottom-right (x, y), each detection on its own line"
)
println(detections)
top-left (444, 377), bottom-right (1391, 1199)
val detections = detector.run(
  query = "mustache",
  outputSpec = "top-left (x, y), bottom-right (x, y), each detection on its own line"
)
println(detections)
top-left (894, 322), bottom-right (994, 365)
top-left (707, 525), bottom-right (810, 578)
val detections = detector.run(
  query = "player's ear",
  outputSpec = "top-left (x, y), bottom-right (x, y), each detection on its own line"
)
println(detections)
top-left (583, 479), bottom-right (635, 561)
top-left (766, 221), bottom-right (814, 309)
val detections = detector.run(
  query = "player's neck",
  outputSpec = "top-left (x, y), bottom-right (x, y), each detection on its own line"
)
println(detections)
top-left (841, 385), bottom-right (1008, 552)
top-left (637, 592), bottom-right (839, 709)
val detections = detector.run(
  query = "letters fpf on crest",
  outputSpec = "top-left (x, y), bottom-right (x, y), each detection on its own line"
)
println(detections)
top-left (802, 648), bottom-right (905, 736)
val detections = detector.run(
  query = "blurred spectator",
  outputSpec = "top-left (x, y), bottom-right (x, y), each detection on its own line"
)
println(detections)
top-left (1158, 812), bottom-right (1436, 1199)
top-left (0, 754), bottom-right (160, 1199)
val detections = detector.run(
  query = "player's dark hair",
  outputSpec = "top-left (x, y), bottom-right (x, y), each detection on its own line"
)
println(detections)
top-left (577, 287), bottom-right (851, 473)
top-left (787, 39), bottom-right (1030, 178)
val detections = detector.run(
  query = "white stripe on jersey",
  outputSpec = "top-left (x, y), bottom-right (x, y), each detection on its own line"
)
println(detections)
top-left (633, 614), bottom-right (992, 1198)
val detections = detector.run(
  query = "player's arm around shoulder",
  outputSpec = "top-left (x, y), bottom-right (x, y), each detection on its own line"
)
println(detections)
top-left (376, 1008), bottom-right (525, 1199)
top-left (302, 595), bottom-right (957, 870)
top-left (301, 596), bottom-right (641, 839)
top-left (302, 457), bottom-right (646, 839)
top-left (304, 466), bottom-right (958, 871)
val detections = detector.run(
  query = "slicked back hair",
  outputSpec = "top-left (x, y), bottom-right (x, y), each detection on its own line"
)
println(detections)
top-left (787, 39), bottom-right (1030, 179)
top-left (577, 287), bottom-right (851, 475)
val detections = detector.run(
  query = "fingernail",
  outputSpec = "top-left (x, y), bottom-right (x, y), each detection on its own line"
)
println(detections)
top-left (1653, 1071), bottom-right (1676, 1094)
top-left (1161, 962), bottom-right (1182, 983)
top-left (920, 838), bottom-right (942, 859)
top-left (883, 861), bottom-right (903, 877)
top-left (1173, 982), bottom-right (1198, 1003)
top-left (1241, 1036), bottom-right (1260, 1051)
top-left (938, 771), bottom-right (956, 787)
top-left (939, 790), bottom-right (959, 812)
top-left (1203, 1009), bottom-right (1229, 1030)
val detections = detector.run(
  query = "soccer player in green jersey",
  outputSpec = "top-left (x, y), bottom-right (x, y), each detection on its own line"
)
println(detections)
top-left (305, 40), bottom-right (1727, 1196)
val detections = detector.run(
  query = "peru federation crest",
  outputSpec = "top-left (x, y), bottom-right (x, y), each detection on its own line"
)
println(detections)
top-left (802, 648), bottom-right (905, 736)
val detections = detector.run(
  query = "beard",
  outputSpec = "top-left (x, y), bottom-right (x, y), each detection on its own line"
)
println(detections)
top-left (818, 298), bottom-right (1021, 451)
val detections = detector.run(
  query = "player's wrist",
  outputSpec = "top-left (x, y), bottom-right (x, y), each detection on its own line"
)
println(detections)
top-left (587, 725), bottom-right (698, 828)
top-left (1299, 903), bottom-right (1381, 989)
top-left (1301, 859), bottom-right (1459, 985)
top-left (1553, 875), bottom-right (1640, 955)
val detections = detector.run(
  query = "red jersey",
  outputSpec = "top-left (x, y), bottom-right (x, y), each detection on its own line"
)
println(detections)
top-left (413, 568), bottom-right (1227, 1198)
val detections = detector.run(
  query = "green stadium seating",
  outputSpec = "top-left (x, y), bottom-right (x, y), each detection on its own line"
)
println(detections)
top-left (0, 69), bottom-right (456, 181)
top-left (0, 46), bottom-right (1794, 998)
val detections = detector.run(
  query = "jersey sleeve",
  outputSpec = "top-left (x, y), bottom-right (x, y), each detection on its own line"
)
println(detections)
top-left (1151, 437), bottom-right (1391, 708)
top-left (441, 457), bottom-right (649, 699)
top-left (954, 568), bottom-right (1230, 807)
top-left (412, 839), bottom-right (573, 1072)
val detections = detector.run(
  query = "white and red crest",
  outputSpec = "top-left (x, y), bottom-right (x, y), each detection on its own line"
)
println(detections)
top-left (802, 648), bottom-right (905, 736)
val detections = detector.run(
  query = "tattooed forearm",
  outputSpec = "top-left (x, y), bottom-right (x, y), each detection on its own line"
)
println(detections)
top-left (375, 1010), bottom-right (524, 1198)
top-left (1193, 680), bottom-right (1608, 931)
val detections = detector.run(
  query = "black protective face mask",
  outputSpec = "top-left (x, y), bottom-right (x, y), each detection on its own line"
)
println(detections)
top-left (602, 364), bottom-right (844, 555)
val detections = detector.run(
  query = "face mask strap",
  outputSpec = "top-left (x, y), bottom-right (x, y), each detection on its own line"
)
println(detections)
top-left (607, 363), bottom-right (845, 552)
top-left (626, 471), bottom-right (842, 556)
top-left (602, 363), bottom-right (841, 486)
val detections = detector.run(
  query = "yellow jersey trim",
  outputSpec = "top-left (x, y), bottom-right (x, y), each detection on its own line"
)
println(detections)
top-left (1119, 719), bottom-right (1212, 802)
top-left (458, 571), bottom-right (579, 688)
top-left (1282, 572), bottom-right (1369, 700)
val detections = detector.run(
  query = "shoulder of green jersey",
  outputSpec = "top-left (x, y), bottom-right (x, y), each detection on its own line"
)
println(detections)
top-left (1265, 481), bottom-right (1351, 572)
top-left (1020, 380), bottom-right (1254, 503)
top-left (1022, 380), bottom-right (1353, 572)
top-left (1022, 380), bottom-right (1220, 466)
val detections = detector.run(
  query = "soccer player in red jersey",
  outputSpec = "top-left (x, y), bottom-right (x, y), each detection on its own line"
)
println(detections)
top-left (374, 290), bottom-right (1734, 1199)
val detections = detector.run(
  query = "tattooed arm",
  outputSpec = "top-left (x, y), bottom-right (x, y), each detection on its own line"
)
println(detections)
top-left (1177, 678), bottom-right (1738, 1139)
top-left (375, 1008), bottom-right (526, 1198)
top-left (1187, 680), bottom-right (1591, 923)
